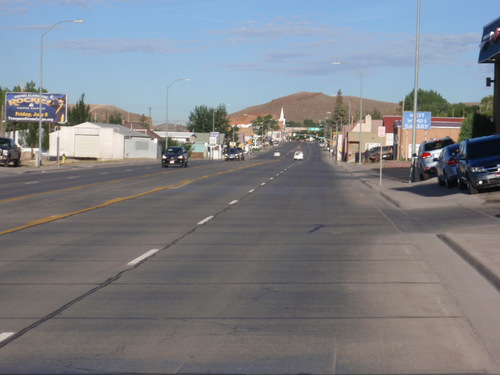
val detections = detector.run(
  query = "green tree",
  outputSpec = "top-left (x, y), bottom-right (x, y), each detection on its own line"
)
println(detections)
top-left (163, 137), bottom-right (193, 155)
top-left (13, 80), bottom-right (38, 93)
top-left (140, 114), bottom-right (150, 128)
top-left (187, 104), bottom-right (229, 133)
top-left (68, 93), bottom-right (91, 125)
top-left (370, 108), bottom-right (382, 120)
top-left (303, 119), bottom-right (318, 127)
top-left (253, 114), bottom-right (278, 146)
top-left (401, 89), bottom-right (450, 116)
top-left (108, 111), bottom-right (123, 124)
top-left (331, 89), bottom-right (349, 124)
top-left (324, 89), bottom-right (349, 136)
top-left (459, 112), bottom-right (494, 141)
top-left (480, 95), bottom-right (494, 117)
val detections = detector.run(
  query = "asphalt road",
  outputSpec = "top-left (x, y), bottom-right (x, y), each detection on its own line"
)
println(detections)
top-left (1, 142), bottom-right (500, 374)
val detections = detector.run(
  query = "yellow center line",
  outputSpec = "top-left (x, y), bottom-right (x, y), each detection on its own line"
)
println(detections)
top-left (0, 159), bottom-right (275, 236)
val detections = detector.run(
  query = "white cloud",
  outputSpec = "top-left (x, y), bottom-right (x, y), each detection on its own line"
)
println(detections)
top-left (51, 37), bottom-right (201, 55)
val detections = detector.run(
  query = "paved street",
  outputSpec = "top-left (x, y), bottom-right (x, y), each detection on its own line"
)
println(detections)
top-left (1, 143), bottom-right (500, 374)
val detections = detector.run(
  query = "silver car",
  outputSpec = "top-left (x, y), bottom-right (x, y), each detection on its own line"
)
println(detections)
top-left (436, 143), bottom-right (459, 188)
top-left (417, 136), bottom-right (455, 180)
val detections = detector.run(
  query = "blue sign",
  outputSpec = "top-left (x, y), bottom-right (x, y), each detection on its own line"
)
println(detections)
top-left (479, 17), bottom-right (500, 63)
top-left (402, 111), bottom-right (431, 130)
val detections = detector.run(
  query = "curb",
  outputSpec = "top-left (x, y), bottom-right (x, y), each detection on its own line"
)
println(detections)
top-left (437, 233), bottom-right (500, 292)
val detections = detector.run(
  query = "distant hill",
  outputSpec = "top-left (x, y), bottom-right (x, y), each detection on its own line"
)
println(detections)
top-left (67, 103), bottom-right (149, 124)
top-left (229, 92), bottom-right (400, 125)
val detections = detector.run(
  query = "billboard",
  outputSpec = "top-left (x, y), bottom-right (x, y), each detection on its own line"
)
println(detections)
top-left (5, 92), bottom-right (68, 123)
top-left (402, 111), bottom-right (431, 130)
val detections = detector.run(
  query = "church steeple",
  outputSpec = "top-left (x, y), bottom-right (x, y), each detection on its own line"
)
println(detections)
top-left (278, 107), bottom-right (286, 129)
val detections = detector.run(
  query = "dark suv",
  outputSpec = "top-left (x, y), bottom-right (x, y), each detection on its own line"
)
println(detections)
top-left (0, 137), bottom-right (21, 167)
top-left (456, 134), bottom-right (500, 194)
top-left (416, 137), bottom-right (455, 180)
top-left (161, 146), bottom-right (188, 167)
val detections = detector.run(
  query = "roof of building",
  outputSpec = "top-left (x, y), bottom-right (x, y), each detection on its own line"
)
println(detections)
top-left (74, 122), bottom-right (150, 138)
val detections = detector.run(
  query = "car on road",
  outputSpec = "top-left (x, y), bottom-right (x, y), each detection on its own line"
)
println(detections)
top-left (456, 134), bottom-right (500, 194)
top-left (364, 146), bottom-right (393, 163)
top-left (293, 151), bottom-right (304, 160)
top-left (0, 137), bottom-right (21, 167)
top-left (161, 146), bottom-right (188, 167)
top-left (273, 150), bottom-right (281, 157)
top-left (436, 143), bottom-right (460, 188)
top-left (224, 148), bottom-right (241, 161)
top-left (416, 137), bottom-right (455, 180)
top-left (237, 147), bottom-right (245, 160)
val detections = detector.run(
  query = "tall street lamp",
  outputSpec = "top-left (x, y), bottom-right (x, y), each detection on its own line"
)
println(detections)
top-left (332, 62), bottom-right (363, 164)
top-left (166, 78), bottom-right (191, 147)
top-left (38, 19), bottom-right (84, 167)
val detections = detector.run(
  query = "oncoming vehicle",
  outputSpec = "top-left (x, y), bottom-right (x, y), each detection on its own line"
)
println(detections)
top-left (293, 151), bottom-right (304, 160)
top-left (162, 146), bottom-right (188, 167)
top-left (416, 137), bottom-right (455, 180)
top-left (456, 135), bottom-right (500, 194)
top-left (224, 148), bottom-right (241, 161)
top-left (0, 137), bottom-right (21, 167)
top-left (237, 147), bottom-right (245, 161)
top-left (436, 143), bottom-right (460, 188)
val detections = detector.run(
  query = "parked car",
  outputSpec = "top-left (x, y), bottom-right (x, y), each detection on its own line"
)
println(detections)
top-left (436, 143), bottom-right (460, 188)
top-left (456, 135), bottom-right (500, 194)
top-left (0, 137), bottom-right (21, 167)
top-left (161, 146), bottom-right (188, 167)
top-left (416, 137), bottom-right (455, 180)
top-left (224, 148), bottom-right (240, 161)
top-left (293, 151), bottom-right (304, 160)
top-left (364, 146), bottom-right (393, 162)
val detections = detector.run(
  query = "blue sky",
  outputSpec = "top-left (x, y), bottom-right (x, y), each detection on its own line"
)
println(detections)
top-left (0, 0), bottom-right (496, 126)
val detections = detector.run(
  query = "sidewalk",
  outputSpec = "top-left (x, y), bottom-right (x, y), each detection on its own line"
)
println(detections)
top-left (330, 156), bottom-right (500, 292)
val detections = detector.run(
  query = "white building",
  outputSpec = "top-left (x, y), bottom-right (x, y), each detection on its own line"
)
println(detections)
top-left (49, 122), bottom-right (161, 160)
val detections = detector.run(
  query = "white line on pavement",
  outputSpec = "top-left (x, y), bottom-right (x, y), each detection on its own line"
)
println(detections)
top-left (25, 181), bottom-right (39, 185)
top-left (127, 249), bottom-right (159, 266)
top-left (229, 200), bottom-right (238, 205)
top-left (248, 189), bottom-right (255, 193)
top-left (0, 332), bottom-right (15, 343)
top-left (197, 216), bottom-right (214, 225)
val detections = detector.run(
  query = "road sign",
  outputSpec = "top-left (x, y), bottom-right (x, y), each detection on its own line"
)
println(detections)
top-left (378, 126), bottom-right (386, 137)
top-left (209, 132), bottom-right (219, 146)
top-left (402, 111), bottom-right (431, 130)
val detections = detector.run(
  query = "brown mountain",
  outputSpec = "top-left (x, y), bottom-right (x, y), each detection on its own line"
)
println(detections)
top-left (229, 92), bottom-right (399, 125)
top-left (67, 103), bottom-right (149, 124)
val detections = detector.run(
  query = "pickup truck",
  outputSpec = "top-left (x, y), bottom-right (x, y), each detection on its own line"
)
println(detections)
top-left (0, 137), bottom-right (21, 167)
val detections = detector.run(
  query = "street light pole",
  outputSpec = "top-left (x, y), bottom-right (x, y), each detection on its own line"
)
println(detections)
top-left (38, 19), bottom-right (84, 167)
top-left (166, 78), bottom-right (191, 148)
top-left (332, 62), bottom-right (363, 164)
